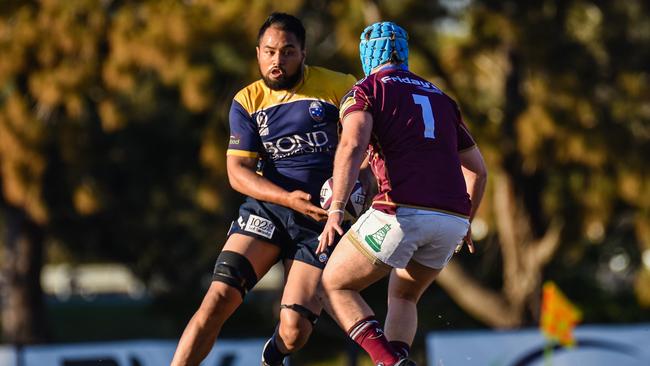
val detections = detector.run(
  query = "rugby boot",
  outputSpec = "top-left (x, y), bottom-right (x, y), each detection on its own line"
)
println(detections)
top-left (394, 358), bottom-right (417, 366)
top-left (261, 337), bottom-right (285, 366)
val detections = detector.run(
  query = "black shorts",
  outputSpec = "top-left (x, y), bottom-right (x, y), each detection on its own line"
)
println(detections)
top-left (227, 197), bottom-right (338, 269)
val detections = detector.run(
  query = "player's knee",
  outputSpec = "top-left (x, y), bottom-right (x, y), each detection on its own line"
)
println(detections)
top-left (277, 304), bottom-right (318, 351)
top-left (321, 267), bottom-right (341, 293)
top-left (278, 312), bottom-right (311, 351)
top-left (388, 288), bottom-right (422, 304)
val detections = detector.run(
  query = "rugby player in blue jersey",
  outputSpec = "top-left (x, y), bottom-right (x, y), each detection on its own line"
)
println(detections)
top-left (171, 13), bottom-right (356, 366)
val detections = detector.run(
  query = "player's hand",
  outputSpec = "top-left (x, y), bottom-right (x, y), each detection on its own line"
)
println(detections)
top-left (287, 190), bottom-right (328, 222)
top-left (317, 211), bottom-right (344, 254)
top-left (455, 225), bottom-right (475, 254)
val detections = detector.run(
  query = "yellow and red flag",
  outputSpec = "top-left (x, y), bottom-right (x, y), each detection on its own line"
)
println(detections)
top-left (540, 281), bottom-right (582, 346)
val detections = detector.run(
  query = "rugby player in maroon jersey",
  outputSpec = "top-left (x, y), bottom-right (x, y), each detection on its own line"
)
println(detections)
top-left (317, 22), bottom-right (487, 366)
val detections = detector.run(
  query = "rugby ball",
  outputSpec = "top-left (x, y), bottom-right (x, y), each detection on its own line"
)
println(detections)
top-left (320, 177), bottom-right (366, 219)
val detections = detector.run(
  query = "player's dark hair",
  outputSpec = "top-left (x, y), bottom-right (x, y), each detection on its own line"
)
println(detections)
top-left (257, 12), bottom-right (306, 49)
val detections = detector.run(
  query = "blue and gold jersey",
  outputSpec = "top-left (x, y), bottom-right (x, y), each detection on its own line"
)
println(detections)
top-left (227, 65), bottom-right (357, 202)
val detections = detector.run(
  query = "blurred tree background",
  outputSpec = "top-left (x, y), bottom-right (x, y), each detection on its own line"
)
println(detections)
top-left (0, 0), bottom-right (648, 364)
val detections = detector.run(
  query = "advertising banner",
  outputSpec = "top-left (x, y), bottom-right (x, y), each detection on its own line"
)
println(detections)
top-left (426, 324), bottom-right (650, 366)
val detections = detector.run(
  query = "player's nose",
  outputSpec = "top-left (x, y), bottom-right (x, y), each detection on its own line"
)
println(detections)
top-left (272, 52), bottom-right (283, 65)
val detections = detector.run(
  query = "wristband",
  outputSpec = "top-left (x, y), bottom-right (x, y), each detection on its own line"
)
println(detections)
top-left (328, 209), bottom-right (345, 215)
top-left (330, 200), bottom-right (347, 210)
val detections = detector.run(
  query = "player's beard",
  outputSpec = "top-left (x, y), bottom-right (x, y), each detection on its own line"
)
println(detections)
top-left (260, 64), bottom-right (303, 91)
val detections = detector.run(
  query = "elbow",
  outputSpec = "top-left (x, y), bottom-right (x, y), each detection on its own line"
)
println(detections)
top-left (477, 166), bottom-right (488, 180)
top-left (227, 173), bottom-right (238, 191)
top-left (339, 140), bottom-right (366, 157)
top-left (227, 168), bottom-right (243, 193)
top-left (474, 168), bottom-right (488, 186)
top-left (463, 164), bottom-right (487, 184)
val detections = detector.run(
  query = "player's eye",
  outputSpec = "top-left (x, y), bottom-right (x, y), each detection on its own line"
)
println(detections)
top-left (282, 49), bottom-right (295, 57)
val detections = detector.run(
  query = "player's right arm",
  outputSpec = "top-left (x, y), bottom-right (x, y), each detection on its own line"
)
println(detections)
top-left (226, 155), bottom-right (327, 221)
top-left (227, 97), bottom-right (327, 221)
top-left (457, 119), bottom-right (487, 253)
top-left (459, 146), bottom-right (487, 253)
top-left (451, 101), bottom-right (488, 252)
top-left (459, 146), bottom-right (487, 223)
top-left (358, 153), bottom-right (376, 211)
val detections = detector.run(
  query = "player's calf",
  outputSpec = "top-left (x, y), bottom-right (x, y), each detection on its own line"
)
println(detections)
top-left (348, 316), bottom-right (401, 366)
top-left (171, 282), bottom-right (242, 366)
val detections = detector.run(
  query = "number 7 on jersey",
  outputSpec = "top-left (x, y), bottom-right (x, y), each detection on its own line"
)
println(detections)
top-left (412, 94), bottom-right (435, 139)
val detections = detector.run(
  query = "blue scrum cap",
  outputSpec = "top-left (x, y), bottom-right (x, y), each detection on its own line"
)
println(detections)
top-left (359, 21), bottom-right (409, 76)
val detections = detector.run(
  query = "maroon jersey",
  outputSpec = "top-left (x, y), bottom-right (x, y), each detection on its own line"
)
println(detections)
top-left (340, 68), bottom-right (475, 217)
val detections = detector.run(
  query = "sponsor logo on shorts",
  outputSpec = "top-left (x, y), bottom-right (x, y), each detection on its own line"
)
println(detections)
top-left (365, 224), bottom-right (391, 252)
top-left (318, 253), bottom-right (328, 263)
top-left (244, 214), bottom-right (275, 239)
top-left (237, 216), bottom-right (245, 228)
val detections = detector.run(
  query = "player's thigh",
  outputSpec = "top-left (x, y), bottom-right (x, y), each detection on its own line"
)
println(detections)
top-left (197, 233), bottom-right (280, 321)
top-left (388, 259), bottom-right (441, 303)
top-left (221, 233), bottom-right (281, 280)
top-left (280, 259), bottom-right (324, 313)
top-left (323, 234), bottom-right (391, 292)
top-left (346, 207), bottom-right (414, 269)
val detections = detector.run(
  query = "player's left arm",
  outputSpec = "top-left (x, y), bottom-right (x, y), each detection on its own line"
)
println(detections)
top-left (358, 153), bottom-right (376, 211)
top-left (317, 111), bottom-right (373, 253)
top-left (459, 145), bottom-right (488, 253)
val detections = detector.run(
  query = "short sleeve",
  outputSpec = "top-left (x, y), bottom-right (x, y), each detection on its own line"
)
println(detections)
top-left (455, 105), bottom-right (476, 152)
top-left (339, 83), bottom-right (373, 121)
top-left (227, 100), bottom-right (261, 158)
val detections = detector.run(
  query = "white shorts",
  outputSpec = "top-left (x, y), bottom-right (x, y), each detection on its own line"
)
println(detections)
top-left (346, 207), bottom-right (470, 269)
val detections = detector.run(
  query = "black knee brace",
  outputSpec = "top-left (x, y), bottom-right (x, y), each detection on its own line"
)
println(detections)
top-left (212, 251), bottom-right (258, 299)
top-left (280, 304), bottom-right (319, 326)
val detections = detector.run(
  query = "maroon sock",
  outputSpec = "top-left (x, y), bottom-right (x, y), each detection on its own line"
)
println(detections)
top-left (389, 340), bottom-right (410, 358)
top-left (348, 317), bottom-right (400, 365)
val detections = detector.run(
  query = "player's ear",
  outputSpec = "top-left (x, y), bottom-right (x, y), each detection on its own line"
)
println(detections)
top-left (256, 46), bottom-right (261, 61)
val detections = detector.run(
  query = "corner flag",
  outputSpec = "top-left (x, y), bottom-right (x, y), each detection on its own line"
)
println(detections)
top-left (540, 281), bottom-right (582, 346)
